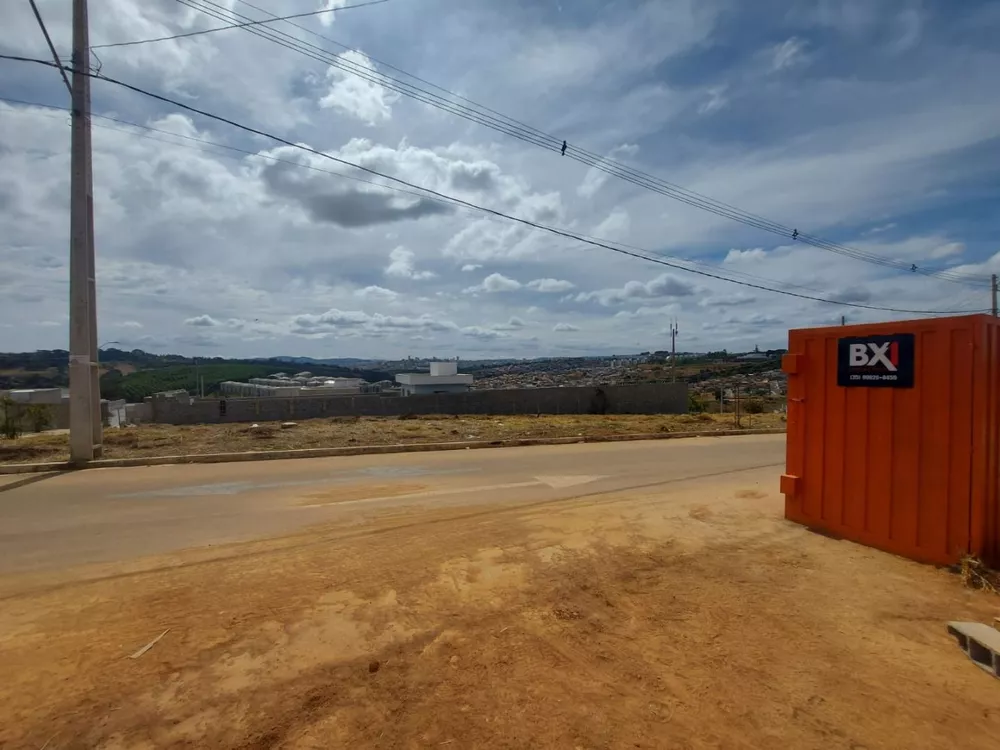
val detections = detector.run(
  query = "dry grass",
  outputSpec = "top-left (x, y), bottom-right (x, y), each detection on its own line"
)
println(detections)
top-left (959, 555), bottom-right (1000, 594)
top-left (0, 412), bottom-right (785, 465)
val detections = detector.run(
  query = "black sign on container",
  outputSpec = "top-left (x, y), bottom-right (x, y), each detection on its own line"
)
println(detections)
top-left (836, 333), bottom-right (915, 388)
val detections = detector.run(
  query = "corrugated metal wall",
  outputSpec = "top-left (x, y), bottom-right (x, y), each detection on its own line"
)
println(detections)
top-left (782, 314), bottom-right (999, 567)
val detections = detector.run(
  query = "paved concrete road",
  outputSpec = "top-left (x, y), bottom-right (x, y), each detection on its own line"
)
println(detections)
top-left (0, 435), bottom-right (784, 574)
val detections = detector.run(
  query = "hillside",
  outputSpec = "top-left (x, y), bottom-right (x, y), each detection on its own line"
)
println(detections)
top-left (0, 349), bottom-right (391, 402)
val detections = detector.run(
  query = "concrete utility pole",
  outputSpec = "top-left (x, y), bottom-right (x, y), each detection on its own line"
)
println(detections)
top-left (992, 274), bottom-right (998, 318)
top-left (69, 0), bottom-right (100, 462)
top-left (669, 319), bottom-right (679, 382)
top-left (86, 40), bottom-right (102, 456)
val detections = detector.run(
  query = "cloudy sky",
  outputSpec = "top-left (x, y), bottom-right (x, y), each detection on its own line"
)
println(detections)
top-left (2, 0), bottom-right (999, 359)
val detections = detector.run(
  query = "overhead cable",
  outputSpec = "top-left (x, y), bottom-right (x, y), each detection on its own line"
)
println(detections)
top-left (92, 0), bottom-right (389, 50)
top-left (172, 0), bottom-right (988, 287)
top-left (1, 94), bottom-right (847, 304)
top-left (0, 58), bottom-right (985, 316)
top-left (27, 0), bottom-right (71, 94)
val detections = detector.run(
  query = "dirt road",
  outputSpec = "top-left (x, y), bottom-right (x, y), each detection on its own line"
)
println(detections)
top-left (1, 436), bottom-right (997, 748)
top-left (0, 435), bottom-right (784, 575)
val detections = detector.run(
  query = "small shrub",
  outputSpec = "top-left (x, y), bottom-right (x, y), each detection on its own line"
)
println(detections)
top-left (1, 397), bottom-right (23, 440)
top-left (744, 400), bottom-right (765, 415)
top-left (24, 404), bottom-right (52, 433)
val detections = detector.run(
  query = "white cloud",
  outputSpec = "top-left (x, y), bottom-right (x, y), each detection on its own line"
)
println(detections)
top-left (854, 235), bottom-right (965, 261)
top-left (355, 285), bottom-right (399, 301)
top-left (526, 278), bottom-right (576, 293)
top-left (492, 316), bottom-right (526, 331)
top-left (700, 293), bottom-right (757, 308)
top-left (385, 246), bottom-right (435, 280)
top-left (770, 37), bottom-right (809, 72)
top-left (724, 248), bottom-right (768, 264)
top-left (698, 85), bottom-right (729, 115)
top-left (461, 326), bottom-right (510, 341)
top-left (1, 2), bottom-right (997, 359)
top-left (576, 274), bottom-right (696, 306)
top-left (577, 144), bottom-right (640, 198)
top-left (291, 309), bottom-right (457, 336)
top-left (317, 0), bottom-right (353, 27)
top-left (319, 50), bottom-right (399, 126)
top-left (553, 322), bottom-right (580, 332)
top-left (613, 304), bottom-right (680, 320)
top-left (593, 208), bottom-right (631, 240)
top-left (182, 315), bottom-right (247, 332)
top-left (865, 223), bottom-right (897, 234)
top-left (468, 272), bottom-right (522, 293)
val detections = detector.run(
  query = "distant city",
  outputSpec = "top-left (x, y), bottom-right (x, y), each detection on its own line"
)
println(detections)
top-left (1, 347), bottom-right (787, 414)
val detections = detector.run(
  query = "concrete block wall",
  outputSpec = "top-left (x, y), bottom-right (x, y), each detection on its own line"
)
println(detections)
top-left (125, 402), bottom-right (153, 424)
top-left (147, 383), bottom-right (688, 425)
top-left (1, 401), bottom-right (70, 431)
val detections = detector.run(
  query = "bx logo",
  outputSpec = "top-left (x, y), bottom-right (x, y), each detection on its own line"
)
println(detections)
top-left (848, 341), bottom-right (898, 371)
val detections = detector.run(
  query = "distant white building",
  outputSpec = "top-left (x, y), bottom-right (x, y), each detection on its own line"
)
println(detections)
top-left (5, 388), bottom-right (64, 405)
top-left (395, 361), bottom-right (473, 397)
top-left (737, 345), bottom-right (769, 361)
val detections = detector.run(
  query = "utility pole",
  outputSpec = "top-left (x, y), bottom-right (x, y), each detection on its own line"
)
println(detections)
top-left (992, 274), bottom-right (998, 317)
top-left (669, 319), bottom-right (679, 382)
top-left (86, 31), bottom-right (102, 456)
top-left (69, 0), bottom-right (99, 462)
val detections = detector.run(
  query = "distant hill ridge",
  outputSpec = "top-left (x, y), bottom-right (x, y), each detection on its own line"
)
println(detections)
top-left (0, 349), bottom-right (391, 402)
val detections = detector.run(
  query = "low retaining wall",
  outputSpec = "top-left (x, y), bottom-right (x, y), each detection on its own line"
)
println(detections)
top-left (149, 383), bottom-right (689, 425)
top-left (1, 401), bottom-right (70, 431)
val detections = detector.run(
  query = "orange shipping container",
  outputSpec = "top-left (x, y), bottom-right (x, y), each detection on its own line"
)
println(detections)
top-left (781, 314), bottom-right (1000, 567)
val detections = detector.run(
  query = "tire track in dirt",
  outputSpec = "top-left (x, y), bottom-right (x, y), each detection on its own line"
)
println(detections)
top-left (0, 461), bottom-right (782, 601)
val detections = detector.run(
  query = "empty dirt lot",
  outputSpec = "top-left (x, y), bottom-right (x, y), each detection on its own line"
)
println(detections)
top-left (0, 412), bottom-right (783, 464)
top-left (1, 463), bottom-right (997, 748)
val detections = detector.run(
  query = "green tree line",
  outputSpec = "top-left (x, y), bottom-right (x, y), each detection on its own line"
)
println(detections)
top-left (99, 362), bottom-right (392, 402)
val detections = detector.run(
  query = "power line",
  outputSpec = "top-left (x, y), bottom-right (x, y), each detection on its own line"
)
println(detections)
top-left (227, 0), bottom-right (901, 299)
top-left (91, 0), bottom-right (390, 50)
top-left (179, 0), bottom-right (826, 241)
top-left (0, 94), bottom-right (860, 305)
top-left (0, 94), bottom-right (465, 212)
top-left (0, 58), bottom-right (984, 317)
top-left (176, 0), bottom-right (989, 288)
top-left (0, 94), bottom-right (812, 300)
top-left (27, 0), bottom-right (71, 94)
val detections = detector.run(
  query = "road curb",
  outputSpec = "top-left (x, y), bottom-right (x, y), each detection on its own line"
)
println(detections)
top-left (0, 427), bottom-right (786, 475)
